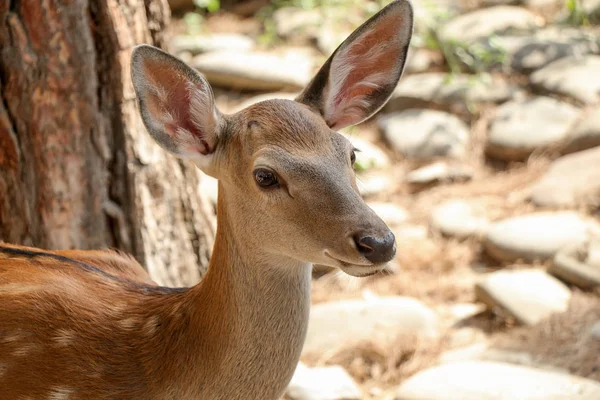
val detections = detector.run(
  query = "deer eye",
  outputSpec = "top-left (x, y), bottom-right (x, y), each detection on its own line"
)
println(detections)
top-left (254, 168), bottom-right (280, 189)
top-left (350, 149), bottom-right (357, 166)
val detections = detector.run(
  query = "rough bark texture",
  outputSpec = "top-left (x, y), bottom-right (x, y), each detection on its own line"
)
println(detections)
top-left (0, 0), bottom-right (215, 287)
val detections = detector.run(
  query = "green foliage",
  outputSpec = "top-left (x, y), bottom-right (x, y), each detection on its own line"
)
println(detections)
top-left (194, 0), bottom-right (221, 13)
top-left (565, 0), bottom-right (590, 25)
top-left (184, 12), bottom-right (205, 35)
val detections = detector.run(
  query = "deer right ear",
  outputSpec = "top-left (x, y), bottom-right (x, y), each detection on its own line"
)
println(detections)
top-left (131, 45), bottom-right (222, 160)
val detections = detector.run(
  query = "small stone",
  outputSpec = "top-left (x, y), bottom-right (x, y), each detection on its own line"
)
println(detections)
top-left (342, 134), bottom-right (390, 171)
top-left (440, 344), bottom-right (535, 367)
top-left (439, 6), bottom-right (543, 44)
top-left (486, 97), bottom-right (580, 161)
top-left (531, 55), bottom-right (600, 104)
top-left (590, 321), bottom-right (600, 340)
top-left (395, 361), bottom-right (600, 400)
top-left (476, 269), bottom-right (571, 326)
top-left (192, 51), bottom-right (312, 91)
top-left (303, 297), bottom-right (439, 356)
top-left (170, 34), bottom-right (254, 55)
top-left (563, 105), bottom-right (600, 154)
top-left (529, 147), bottom-right (600, 208)
top-left (405, 48), bottom-right (437, 74)
top-left (386, 73), bottom-right (513, 115)
top-left (430, 200), bottom-right (488, 238)
top-left (379, 110), bottom-right (470, 160)
top-left (287, 363), bottom-right (362, 400)
top-left (273, 7), bottom-right (322, 40)
top-left (357, 173), bottom-right (394, 198)
top-left (406, 162), bottom-right (473, 185)
top-left (550, 241), bottom-right (600, 289)
top-left (367, 203), bottom-right (409, 227)
top-left (484, 212), bottom-right (592, 262)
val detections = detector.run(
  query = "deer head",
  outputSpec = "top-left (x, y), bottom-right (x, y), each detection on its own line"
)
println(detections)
top-left (131, 0), bottom-right (413, 277)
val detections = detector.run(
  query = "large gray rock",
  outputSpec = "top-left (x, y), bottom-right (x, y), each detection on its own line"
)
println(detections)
top-left (475, 269), bottom-right (571, 325)
top-left (484, 212), bottom-right (592, 262)
top-left (439, 6), bottom-right (543, 44)
top-left (529, 147), bottom-right (600, 208)
top-left (486, 97), bottom-right (580, 161)
top-left (379, 109), bottom-right (470, 160)
top-left (430, 200), bottom-right (488, 238)
top-left (303, 297), bottom-right (439, 356)
top-left (550, 241), bottom-right (600, 288)
top-left (563, 105), bottom-right (600, 154)
top-left (531, 55), bottom-right (600, 104)
top-left (395, 361), bottom-right (600, 400)
top-left (287, 363), bottom-right (362, 400)
top-left (476, 27), bottom-right (600, 73)
top-left (386, 73), bottom-right (513, 115)
top-left (171, 34), bottom-right (254, 55)
top-left (191, 51), bottom-right (312, 91)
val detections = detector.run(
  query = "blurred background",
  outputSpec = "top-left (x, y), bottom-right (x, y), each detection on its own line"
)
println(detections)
top-left (1, 0), bottom-right (600, 398)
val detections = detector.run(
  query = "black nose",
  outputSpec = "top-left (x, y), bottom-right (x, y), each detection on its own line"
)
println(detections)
top-left (354, 231), bottom-right (396, 264)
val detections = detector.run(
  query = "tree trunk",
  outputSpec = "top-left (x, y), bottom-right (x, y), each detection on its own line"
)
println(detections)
top-left (0, 0), bottom-right (215, 287)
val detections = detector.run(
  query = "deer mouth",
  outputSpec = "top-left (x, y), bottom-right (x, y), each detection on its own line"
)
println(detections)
top-left (324, 251), bottom-right (385, 277)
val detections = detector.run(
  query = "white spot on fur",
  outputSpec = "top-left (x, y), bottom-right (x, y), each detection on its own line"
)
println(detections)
top-left (143, 315), bottom-right (160, 337)
top-left (53, 329), bottom-right (76, 347)
top-left (12, 343), bottom-right (37, 357)
top-left (48, 387), bottom-right (73, 400)
top-left (119, 317), bottom-right (140, 330)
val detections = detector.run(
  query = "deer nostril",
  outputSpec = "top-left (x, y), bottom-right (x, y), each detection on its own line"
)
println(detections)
top-left (354, 231), bottom-right (396, 264)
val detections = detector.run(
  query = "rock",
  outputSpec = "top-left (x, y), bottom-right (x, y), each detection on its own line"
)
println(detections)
top-left (440, 343), bottom-right (536, 367)
top-left (550, 241), bottom-right (600, 288)
top-left (405, 48), bottom-right (437, 74)
top-left (317, 25), bottom-right (352, 56)
top-left (439, 6), bottom-right (543, 44)
top-left (475, 269), bottom-right (571, 325)
top-left (406, 162), bottom-right (473, 185)
top-left (529, 147), bottom-right (600, 207)
top-left (229, 92), bottom-right (299, 114)
top-left (395, 361), bottom-right (600, 400)
top-left (191, 51), bottom-right (312, 91)
top-left (582, 0), bottom-right (600, 22)
top-left (486, 97), bottom-right (580, 161)
top-left (199, 173), bottom-right (218, 209)
top-left (394, 224), bottom-right (430, 241)
top-left (170, 34), bottom-right (254, 56)
top-left (273, 7), bottom-right (322, 40)
top-left (342, 135), bottom-right (390, 171)
top-left (590, 321), bottom-right (600, 340)
top-left (531, 55), bottom-right (600, 104)
top-left (379, 110), bottom-right (470, 160)
top-left (430, 200), bottom-right (488, 238)
top-left (303, 297), bottom-right (439, 356)
top-left (563, 105), bottom-right (600, 154)
top-left (287, 363), bottom-right (362, 400)
top-left (357, 173), bottom-right (393, 198)
top-left (386, 73), bottom-right (513, 115)
top-left (484, 212), bottom-right (592, 262)
top-left (477, 27), bottom-right (600, 73)
top-left (368, 203), bottom-right (408, 227)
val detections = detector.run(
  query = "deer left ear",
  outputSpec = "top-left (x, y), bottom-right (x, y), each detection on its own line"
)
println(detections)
top-left (296, 0), bottom-right (413, 131)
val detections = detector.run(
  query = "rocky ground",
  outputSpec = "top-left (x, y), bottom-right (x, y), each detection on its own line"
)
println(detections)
top-left (168, 0), bottom-right (600, 398)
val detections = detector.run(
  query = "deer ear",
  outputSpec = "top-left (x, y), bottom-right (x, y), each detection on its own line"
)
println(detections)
top-left (131, 45), bottom-right (222, 159)
top-left (296, 0), bottom-right (413, 130)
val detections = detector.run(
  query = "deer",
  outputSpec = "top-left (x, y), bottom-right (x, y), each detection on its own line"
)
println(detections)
top-left (0, 1), bottom-right (413, 399)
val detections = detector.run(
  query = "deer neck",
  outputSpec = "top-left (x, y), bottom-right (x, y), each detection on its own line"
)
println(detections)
top-left (179, 183), bottom-right (312, 399)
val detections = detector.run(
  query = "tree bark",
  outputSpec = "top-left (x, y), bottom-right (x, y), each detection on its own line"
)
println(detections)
top-left (0, 0), bottom-right (215, 287)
